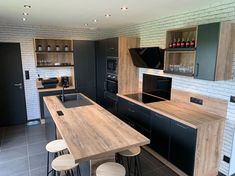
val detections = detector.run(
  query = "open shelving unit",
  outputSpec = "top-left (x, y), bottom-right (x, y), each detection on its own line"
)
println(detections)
top-left (34, 39), bottom-right (74, 67)
top-left (164, 26), bottom-right (197, 76)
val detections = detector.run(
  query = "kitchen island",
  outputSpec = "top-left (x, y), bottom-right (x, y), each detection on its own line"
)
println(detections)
top-left (43, 93), bottom-right (150, 176)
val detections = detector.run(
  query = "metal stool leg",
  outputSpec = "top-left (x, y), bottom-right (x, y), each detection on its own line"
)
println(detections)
top-left (47, 152), bottom-right (49, 176)
top-left (137, 156), bottom-right (142, 176)
top-left (77, 165), bottom-right (81, 176)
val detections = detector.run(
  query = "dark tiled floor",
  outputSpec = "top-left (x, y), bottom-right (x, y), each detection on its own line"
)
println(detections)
top-left (0, 124), bottom-right (178, 176)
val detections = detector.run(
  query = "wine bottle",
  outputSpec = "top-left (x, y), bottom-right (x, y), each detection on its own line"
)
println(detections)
top-left (186, 38), bottom-right (190, 48)
top-left (172, 38), bottom-right (177, 48)
top-left (176, 38), bottom-right (181, 48)
top-left (190, 38), bottom-right (195, 48)
top-left (181, 38), bottom-right (185, 48)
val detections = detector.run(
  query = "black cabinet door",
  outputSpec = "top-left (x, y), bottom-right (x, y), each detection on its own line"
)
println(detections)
top-left (95, 40), bottom-right (106, 105)
top-left (73, 40), bottom-right (96, 101)
top-left (106, 38), bottom-right (118, 57)
top-left (169, 120), bottom-right (197, 176)
top-left (151, 113), bottom-right (171, 159)
top-left (195, 22), bottom-right (220, 81)
top-left (117, 97), bottom-right (151, 137)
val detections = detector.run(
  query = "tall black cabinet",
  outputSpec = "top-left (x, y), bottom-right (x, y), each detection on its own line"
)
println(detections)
top-left (73, 40), bottom-right (96, 101)
top-left (95, 39), bottom-right (106, 105)
top-left (95, 38), bottom-right (118, 107)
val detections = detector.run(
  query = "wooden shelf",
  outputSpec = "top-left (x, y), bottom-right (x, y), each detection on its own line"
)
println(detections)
top-left (35, 51), bottom-right (74, 53)
top-left (164, 70), bottom-right (194, 77)
top-left (36, 65), bottom-right (74, 68)
top-left (166, 48), bottom-right (196, 52)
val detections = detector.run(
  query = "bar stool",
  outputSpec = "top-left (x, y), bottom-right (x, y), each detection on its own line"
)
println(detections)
top-left (96, 162), bottom-right (126, 176)
top-left (46, 139), bottom-right (67, 176)
top-left (51, 154), bottom-right (80, 176)
top-left (117, 147), bottom-right (142, 176)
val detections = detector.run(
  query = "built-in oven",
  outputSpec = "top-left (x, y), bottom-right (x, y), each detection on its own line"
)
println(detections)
top-left (105, 74), bottom-right (118, 94)
top-left (106, 57), bottom-right (118, 75)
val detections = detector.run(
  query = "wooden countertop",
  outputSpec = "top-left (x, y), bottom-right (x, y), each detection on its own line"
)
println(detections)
top-left (43, 94), bottom-right (150, 163)
top-left (37, 86), bottom-right (75, 93)
top-left (117, 94), bottom-right (224, 129)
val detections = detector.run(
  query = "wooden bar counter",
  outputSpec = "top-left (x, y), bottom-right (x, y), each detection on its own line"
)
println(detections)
top-left (43, 93), bottom-right (150, 175)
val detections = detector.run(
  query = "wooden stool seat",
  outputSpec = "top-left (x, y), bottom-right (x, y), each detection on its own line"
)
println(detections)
top-left (96, 162), bottom-right (126, 176)
top-left (46, 139), bottom-right (67, 153)
top-left (118, 147), bottom-right (141, 157)
top-left (52, 154), bottom-right (78, 172)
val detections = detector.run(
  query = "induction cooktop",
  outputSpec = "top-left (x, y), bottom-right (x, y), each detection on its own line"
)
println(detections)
top-left (125, 93), bottom-right (165, 104)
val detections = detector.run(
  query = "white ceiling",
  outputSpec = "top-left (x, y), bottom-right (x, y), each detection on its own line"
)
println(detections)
top-left (0, 0), bottom-right (222, 30)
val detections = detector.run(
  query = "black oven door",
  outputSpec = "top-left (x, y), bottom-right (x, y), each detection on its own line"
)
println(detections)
top-left (106, 57), bottom-right (118, 74)
top-left (106, 79), bottom-right (118, 94)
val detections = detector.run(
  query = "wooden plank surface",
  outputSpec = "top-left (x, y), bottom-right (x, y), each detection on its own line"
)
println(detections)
top-left (117, 94), bottom-right (225, 129)
top-left (43, 94), bottom-right (150, 163)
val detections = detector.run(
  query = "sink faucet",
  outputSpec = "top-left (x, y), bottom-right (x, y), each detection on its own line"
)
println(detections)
top-left (61, 81), bottom-right (69, 103)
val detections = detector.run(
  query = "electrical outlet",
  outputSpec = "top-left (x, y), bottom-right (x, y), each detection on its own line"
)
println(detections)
top-left (25, 70), bottom-right (30, 80)
top-left (190, 97), bottom-right (203, 105)
top-left (223, 155), bottom-right (230, 163)
top-left (230, 96), bottom-right (235, 103)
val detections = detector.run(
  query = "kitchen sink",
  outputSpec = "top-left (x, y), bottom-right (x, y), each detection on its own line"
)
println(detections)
top-left (57, 94), bottom-right (93, 108)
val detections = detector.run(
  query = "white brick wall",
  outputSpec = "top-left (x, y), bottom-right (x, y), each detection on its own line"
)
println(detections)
top-left (100, 0), bottom-right (235, 175)
top-left (0, 24), bottom-right (101, 121)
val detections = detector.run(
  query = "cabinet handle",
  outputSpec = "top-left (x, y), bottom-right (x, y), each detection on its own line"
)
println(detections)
top-left (153, 113), bottom-right (163, 119)
top-left (128, 108), bottom-right (135, 113)
top-left (196, 63), bottom-right (199, 77)
top-left (176, 123), bottom-right (188, 129)
top-left (104, 82), bottom-right (106, 91)
top-left (128, 102), bottom-right (134, 106)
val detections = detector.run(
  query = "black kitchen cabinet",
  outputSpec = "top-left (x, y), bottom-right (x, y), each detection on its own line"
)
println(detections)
top-left (151, 112), bottom-right (171, 159)
top-left (95, 39), bottom-right (107, 105)
top-left (73, 40), bottom-right (96, 101)
top-left (117, 97), bottom-right (151, 138)
top-left (169, 120), bottom-right (197, 176)
top-left (195, 22), bottom-right (220, 81)
top-left (106, 38), bottom-right (118, 57)
top-left (44, 102), bottom-right (56, 141)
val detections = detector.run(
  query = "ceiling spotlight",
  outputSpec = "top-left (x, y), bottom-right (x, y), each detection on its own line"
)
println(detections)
top-left (84, 23), bottom-right (88, 26)
top-left (121, 6), bottom-right (128, 11)
top-left (93, 19), bottom-right (97, 23)
top-left (22, 18), bottom-right (27, 21)
top-left (23, 12), bottom-right (29, 16)
top-left (105, 14), bottom-right (111, 17)
top-left (24, 5), bottom-right (31, 8)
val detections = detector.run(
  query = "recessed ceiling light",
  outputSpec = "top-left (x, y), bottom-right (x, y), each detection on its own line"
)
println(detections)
top-left (23, 12), bottom-right (29, 16)
top-left (105, 14), bottom-right (111, 17)
top-left (93, 19), bottom-right (98, 23)
top-left (22, 18), bottom-right (27, 21)
top-left (121, 6), bottom-right (128, 11)
top-left (84, 23), bottom-right (88, 26)
top-left (24, 5), bottom-right (31, 8)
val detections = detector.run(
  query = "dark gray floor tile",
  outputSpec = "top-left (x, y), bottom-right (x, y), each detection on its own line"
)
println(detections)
top-left (4, 125), bottom-right (26, 135)
top-left (28, 141), bottom-right (47, 156)
top-left (30, 166), bottom-right (47, 176)
top-left (151, 167), bottom-right (179, 176)
top-left (3, 131), bottom-right (26, 141)
top-left (26, 125), bottom-right (46, 137)
top-left (1, 135), bottom-right (27, 150)
top-left (29, 152), bottom-right (47, 170)
top-left (27, 133), bottom-right (47, 145)
top-left (0, 145), bottom-right (27, 163)
top-left (0, 157), bottom-right (29, 176)
top-left (12, 171), bottom-right (30, 176)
